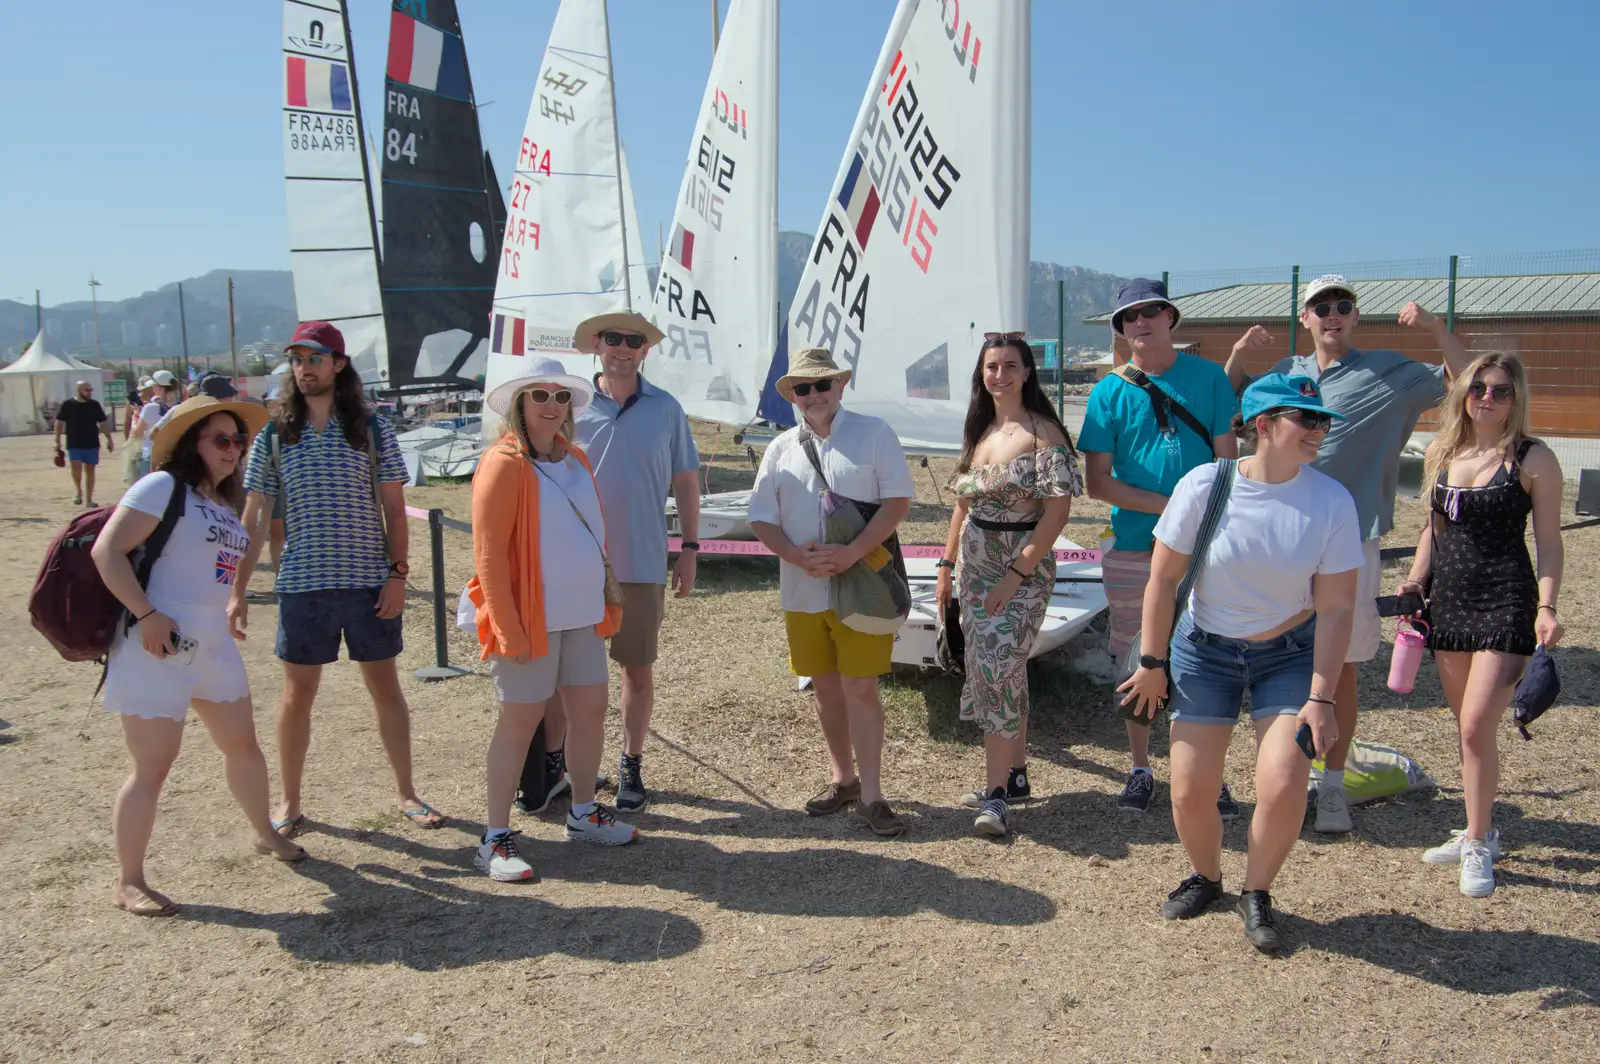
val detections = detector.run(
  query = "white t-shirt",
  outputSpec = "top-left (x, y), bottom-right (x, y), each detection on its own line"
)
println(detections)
top-left (119, 471), bottom-right (251, 613)
top-left (1154, 461), bottom-right (1363, 639)
top-left (748, 407), bottom-right (916, 613)
top-left (532, 455), bottom-right (606, 632)
top-left (138, 400), bottom-right (169, 459)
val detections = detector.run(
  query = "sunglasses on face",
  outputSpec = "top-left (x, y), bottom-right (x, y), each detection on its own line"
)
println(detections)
top-left (206, 433), bottom-right (250, 452)
top-left (1309, 299), bottom-right (1356, 319)
top-left (1468, 381), bottom-right (1515, 404)
top-left (600, 331), bottom-right (645, 350)
top-left (288, 353), bottom-right (327, 368)
top-left (1273, 409), bottom-right (1333, 432)
top-left (791, 379), bottom-right (835, 397)
top-left (523, 388), bottom-right (572, 406)
top-left (1120, 304), bottom-right (1168, 327)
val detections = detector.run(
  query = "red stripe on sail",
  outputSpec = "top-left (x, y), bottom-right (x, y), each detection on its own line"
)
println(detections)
top-left (854, 186), bottom-right (881, 249)
top-left (386, 9), bottom-right (416, 83)
top-left (286, 56), bottom-right (309, 108)
top-left (511, 317), bottom-right (526, 356)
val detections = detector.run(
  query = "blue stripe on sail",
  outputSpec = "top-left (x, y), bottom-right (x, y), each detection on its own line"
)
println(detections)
top-left (757, 320), bottom-right (797, 428)
top-left (836, 154), bottom-right (864, 212)
top-left (435, 34), bottom-right (470, 100)
top-left (492, 314), bottom-right (505, 352)
top-left (329, 64), bottom-right (353, 112)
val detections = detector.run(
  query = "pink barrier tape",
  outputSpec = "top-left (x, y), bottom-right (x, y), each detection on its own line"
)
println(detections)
top-left (405, 505), bottom-right (431, 520)
top-left (667, 538), bottom-right (1101, 564)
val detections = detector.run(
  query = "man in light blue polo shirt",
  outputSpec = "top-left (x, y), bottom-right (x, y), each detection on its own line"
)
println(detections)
top-left (523, 311), bottom-right (701, 816)
top-left (1226, 274), bottom-right (1470, 834)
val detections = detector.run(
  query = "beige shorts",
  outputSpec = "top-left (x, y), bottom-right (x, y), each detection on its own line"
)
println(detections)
top-left (1102, 549), bottom-right (1154, 659)
top-left (489, 627), bottom-right (609, 703)
top-left (610, 582), bottom-right (666, 667)
top-left (1348, 539), bottom-right (1383, 663)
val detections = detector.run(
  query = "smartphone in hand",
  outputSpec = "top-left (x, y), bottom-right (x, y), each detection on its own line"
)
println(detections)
top-left (1295, 722), bottom-right (1317, 760)
top-left (167, 631), bottom-right (199, 666)
top-left (1375, 591), bottom-right (1426, 617)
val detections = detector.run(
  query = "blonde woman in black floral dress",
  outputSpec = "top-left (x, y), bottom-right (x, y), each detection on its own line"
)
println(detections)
top-left (1398, 353), bottom-right (1564, 899)
top-left (936, 334), bottom-right (1081, 837)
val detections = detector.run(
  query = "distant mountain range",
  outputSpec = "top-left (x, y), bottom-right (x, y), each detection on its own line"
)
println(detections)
top-left (3, 237), bottom-right (1127, 363)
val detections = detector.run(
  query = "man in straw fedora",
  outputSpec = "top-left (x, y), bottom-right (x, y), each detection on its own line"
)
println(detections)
top-left (519, 311), bottom-right (702, 818)
top-left (749, 347), bottom-right (916, 836)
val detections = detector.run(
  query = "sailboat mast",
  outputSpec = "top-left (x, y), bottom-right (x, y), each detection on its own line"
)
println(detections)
top-left (456, 11), bottom-right (498, 243)
top-left (342, 2), bottom-right (383, 275)
top-left (600, 0), bottom-right (633, 311)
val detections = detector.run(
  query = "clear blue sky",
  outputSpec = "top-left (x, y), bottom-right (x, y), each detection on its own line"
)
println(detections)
top-left (2, 0), bottom-right (1596, 302)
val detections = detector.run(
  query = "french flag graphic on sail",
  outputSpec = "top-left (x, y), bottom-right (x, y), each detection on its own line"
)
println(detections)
top-left (492, 313), bottom-right (526, 357)
top-left (668, 224), bottom-right (696, 271)
top-left (836, 153), bottom-right (882, 249)
top-left (387, 10), bottom-right (470, 100)
top-left (286, 57), bottom-right (353, 113)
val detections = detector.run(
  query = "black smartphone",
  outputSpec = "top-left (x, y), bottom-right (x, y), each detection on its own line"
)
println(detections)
top-left (1375, 591), bottom-right (1425, 618)
top-left (1294, 722), bottom-right (1317, 760)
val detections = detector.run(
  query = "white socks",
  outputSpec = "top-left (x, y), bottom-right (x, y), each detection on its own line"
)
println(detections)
top-left (1323, 769), bottom-right (1346, 792)
top-left (570, 800), bottom-right (597, 818)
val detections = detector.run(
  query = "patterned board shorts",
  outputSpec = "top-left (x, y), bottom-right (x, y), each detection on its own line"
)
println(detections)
top-left (1102, 549), bottom-right (1154, 660)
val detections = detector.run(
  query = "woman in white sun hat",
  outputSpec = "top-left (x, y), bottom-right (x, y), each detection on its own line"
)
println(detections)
top-left (465, 356), bottom-right (633, 882)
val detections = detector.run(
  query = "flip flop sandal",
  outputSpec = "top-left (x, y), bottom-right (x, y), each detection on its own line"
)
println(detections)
top-left (400, 802), bottom-right (445, 829)
top-left (117, 893), bottom-right (179, 918)
top-left (271, 813), bottom-right (305, 838)
top-left (254, 840), bottom-right (308, 862)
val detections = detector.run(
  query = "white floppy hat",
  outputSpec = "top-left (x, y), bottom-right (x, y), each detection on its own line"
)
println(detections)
top-left (485, 355), bottom-right (595, 417)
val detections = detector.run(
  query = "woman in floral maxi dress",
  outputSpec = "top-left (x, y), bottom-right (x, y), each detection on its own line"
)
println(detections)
top-left (937, 334), bottom-right (1081, 837)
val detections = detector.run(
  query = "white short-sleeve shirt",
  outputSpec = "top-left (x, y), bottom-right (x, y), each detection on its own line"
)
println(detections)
top-left (119, 471), bottom-right (251, 613)
top-left (748, 407), bottom-right (916, 613)
top-left (1154, 461), bottom-right (1364, 638)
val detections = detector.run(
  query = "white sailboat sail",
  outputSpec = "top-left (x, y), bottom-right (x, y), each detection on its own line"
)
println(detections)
top-left (620, 144), bottom-right (651, 312)
top-left (648, 0), bottom-right (779, 426)
top-left (762, 0), bottom-right (1029, 447)
top-left (281, 0), bottom-right (388, 382)
top-left (485, 0), bottom-right (635, 406)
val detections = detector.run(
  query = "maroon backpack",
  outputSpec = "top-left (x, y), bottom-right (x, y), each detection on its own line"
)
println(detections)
top-left (29, 484), bottom-right (186, 663)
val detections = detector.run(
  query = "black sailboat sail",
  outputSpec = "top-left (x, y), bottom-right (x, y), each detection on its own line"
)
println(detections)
top-left (379, 0), bottom-right (501, 390)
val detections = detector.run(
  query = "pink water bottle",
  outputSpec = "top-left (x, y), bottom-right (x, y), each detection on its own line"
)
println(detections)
top-left (1387, 619), bottom-right (1429, 693)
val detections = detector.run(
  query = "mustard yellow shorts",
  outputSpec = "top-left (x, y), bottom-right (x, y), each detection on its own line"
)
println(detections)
top-left (783, 609), bottom-right (894, 679)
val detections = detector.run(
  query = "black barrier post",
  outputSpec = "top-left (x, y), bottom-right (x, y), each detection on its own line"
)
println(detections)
top-left (415, 507), bottom-right (471, 682)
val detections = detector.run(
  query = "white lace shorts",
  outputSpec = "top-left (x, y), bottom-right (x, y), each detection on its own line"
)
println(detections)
top-left (102, 620), bottom-right (250, 721)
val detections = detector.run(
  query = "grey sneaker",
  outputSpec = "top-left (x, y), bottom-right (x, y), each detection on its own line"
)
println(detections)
top-left (1117, 770), bottom-right (1155, 813)
top-left (1314, 786), bottom-right (1353, 834)
top-left (1423, 828), bottom-right (1502, 865)
top-left (565, 803), bottom-right (639, 846)
top-left (616, 754), bottom-right (649, 813)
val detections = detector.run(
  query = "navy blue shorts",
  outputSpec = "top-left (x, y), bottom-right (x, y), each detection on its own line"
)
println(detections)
top-left (275, 587), bottom-right (403, 666)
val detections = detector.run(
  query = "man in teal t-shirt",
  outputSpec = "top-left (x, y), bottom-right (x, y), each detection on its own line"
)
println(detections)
top-left (1078, 278), bottom-right (1242, 815)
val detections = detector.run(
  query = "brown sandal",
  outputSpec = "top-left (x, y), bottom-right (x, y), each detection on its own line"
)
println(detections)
top-left (115, 887), bottom-right (179, 918)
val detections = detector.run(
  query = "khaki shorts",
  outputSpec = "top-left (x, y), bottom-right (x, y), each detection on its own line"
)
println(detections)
top-left (610, 582), bottom-right (666, 667)
top-left (784, 609), bottom-right (894, 679)
top-left (1103, 549), bottom-right (1153, 659)
top-left (1347, 539), bottom-right (1383, 663)
top-left (489, 627), bottom-right (609, 703)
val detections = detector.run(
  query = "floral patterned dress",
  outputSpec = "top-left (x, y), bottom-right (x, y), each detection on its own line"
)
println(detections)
top-left (949, 445), bottom-right (1083, 735)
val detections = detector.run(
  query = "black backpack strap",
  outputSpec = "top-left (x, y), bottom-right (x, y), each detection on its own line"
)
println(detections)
top-left (1114, 364), bottom-right (1215, 456)
top-left (99, 478), bottom-right (186, 699)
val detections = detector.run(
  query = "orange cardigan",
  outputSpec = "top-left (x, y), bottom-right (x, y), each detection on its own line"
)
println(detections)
top-left (467, 434), bottom-right (622, 661)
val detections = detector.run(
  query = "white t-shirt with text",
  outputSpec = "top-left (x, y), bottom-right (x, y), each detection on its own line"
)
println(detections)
top-left (119, 471), bottom-right (251, 614)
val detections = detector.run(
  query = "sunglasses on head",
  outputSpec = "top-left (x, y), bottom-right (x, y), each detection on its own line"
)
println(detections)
top-left (1272, 409), bottom-right (1333, 432)
top-left (1309, 298), bottom-right (1356, 318)
top-left (1468, 380), bottom-right (1514, 404)
top-left (600, 331), bottom-right (645, 350)
top-left (288, 353), bottom-right (328, 368)
top-left (523, 387), bottom-right (572, 406)
top-left (791, 379), bottom-right (835, 397)
top-left (206, 432), bottom-right (250, 452)
top-left (1119, 303), bottom-right (1169, 327)
top-left (983, 330), bottom-right (1026, 346)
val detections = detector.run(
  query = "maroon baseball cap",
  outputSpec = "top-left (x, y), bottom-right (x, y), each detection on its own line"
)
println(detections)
top-left (285, 321), bottom-right (346, 357)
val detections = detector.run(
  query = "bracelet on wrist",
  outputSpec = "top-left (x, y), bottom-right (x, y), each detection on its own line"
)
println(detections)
top-left (935, 559), bottom-right (955, 571)
top-left (1538, 603), bottom-right (1557, 614)
top-left (1008, 564), bottom-right (1029, 580)
top-left (135, 607), bottom-right (157, 622)
top-left (1307, 694), bottom-right (1336, 706)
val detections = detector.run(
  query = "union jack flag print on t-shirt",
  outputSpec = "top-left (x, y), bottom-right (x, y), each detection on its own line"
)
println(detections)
top-left (215, 551), bottom-right (241, 586)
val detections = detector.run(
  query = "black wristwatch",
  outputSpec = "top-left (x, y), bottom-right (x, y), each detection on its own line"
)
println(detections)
top-left (680, 541), bottom-right (700, 552)
top-left (388, 560), bottom-right (409, 580)
top-left (1139, 654), bottom-right (1167, 670)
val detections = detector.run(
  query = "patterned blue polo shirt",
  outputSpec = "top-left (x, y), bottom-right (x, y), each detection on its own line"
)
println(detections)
top-left (243, 413), bottom-right (408, 594)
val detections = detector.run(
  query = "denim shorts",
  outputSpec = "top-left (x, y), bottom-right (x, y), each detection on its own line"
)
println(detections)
top-left (67, 447), bottom-right (100, 466)
top-left (275, 586), bottom-right (403, 666)
top-left (1167, 613), bottom-right (1317, 725)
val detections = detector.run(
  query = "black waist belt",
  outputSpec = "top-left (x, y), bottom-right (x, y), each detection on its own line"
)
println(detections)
top-left (971, 517), bottom-right (1038, 532)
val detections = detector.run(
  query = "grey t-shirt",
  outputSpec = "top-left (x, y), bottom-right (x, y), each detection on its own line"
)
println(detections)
top-left (1270, 347), bottom-right (1446, 540)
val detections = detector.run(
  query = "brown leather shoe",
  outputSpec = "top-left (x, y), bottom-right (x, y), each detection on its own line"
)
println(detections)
top-left (855, 799), bottom-right (908, 837)
top-left (804, 779), bottom-right (861, 816)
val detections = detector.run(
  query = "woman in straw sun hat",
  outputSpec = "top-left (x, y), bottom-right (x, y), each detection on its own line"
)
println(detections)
top-left (92, 395), bottom-right (306, 917)
top-left (465, 356), bottom-right (635, 882)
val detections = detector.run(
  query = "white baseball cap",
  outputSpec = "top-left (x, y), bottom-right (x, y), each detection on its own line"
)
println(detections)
top-left (1302, 274), bottom-right (1359, 308)
top-left (151, 369), bottom-right (178, 387)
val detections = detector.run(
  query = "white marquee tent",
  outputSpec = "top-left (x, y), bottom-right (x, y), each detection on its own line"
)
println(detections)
top-left (0, 330), bottom-right (103, 436)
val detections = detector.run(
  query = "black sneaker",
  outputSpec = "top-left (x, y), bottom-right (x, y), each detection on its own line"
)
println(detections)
top-left (973, 787), bottom-right (1009, 837)
top-left (960, 765), bottom-right (1032, 808)
top-left (616, 754), bottom-right (649, 813)
top-left (1217, 782), bottom-right (1240, 823)
top-left (1162, 873), bottom-right (1223, 920)
top-left (1236, 890), bottom-right (1285, 953)
top-left (515, 770), bottom-right (570, 815)
top-left (1117, 770), bottom-right (1155, 813)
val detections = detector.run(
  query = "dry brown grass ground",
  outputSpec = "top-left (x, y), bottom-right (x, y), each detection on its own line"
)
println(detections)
top-left (2, 427), bottom-right (1598, 1064)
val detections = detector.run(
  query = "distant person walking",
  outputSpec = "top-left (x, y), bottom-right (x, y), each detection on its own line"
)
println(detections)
top-left (936, 333), bottom-right (1081, 837)
top-left (1120, 374), bottom-right (1362, 953)
top-left (468, 357), bottom-right (635, 881)
top-left (54, 379), bottom-right (113, 506)
top-left (1078, 279), bottom-right (1242, 818)
top-left (131, 370), bottom-right (181, 478)
top-left (749, 347), bottom-right (915, 837)
top-left (1400, 353), bottom-right (1564, 898)
top-left (227, 322), bottom-right (444, 838)
top-left (1224, 275), bottom-right (1471, 835)
top-left (125, 379), bottom-right (154, 441)
top-left (92, 395), bottom-right (306, 917)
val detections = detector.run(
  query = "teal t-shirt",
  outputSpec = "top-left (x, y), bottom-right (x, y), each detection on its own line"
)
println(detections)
top-left (1077, 354), bottom-right (1239, 551)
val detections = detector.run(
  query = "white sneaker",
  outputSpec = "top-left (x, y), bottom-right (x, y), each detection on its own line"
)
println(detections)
top-left (1314, 786), bottom-right (1353, 834)
top-left (474, 831), bottom-right (534, 881)
top-left (1422, 828), bottom-right (1502, 866)
top-left (565, 803), bottom-right (639, 846)
top-left (1459, 839), bottom-right (1496, 898)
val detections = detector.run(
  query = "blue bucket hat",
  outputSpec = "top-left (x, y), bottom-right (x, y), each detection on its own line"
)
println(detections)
top-left (1110, 278), bottom-right (1179, 336)
top-left (1241, 373), bottom-right (1348, 422)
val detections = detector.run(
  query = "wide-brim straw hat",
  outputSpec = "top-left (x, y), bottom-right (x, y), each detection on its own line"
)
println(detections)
top-left (573, 311), bottom-right (665, 354)
top-left (775, 347), bottom-right (852, 403)
top-left (485, 355), bottom-right (596, 417)
top-left (148, 395), bottom-right (271, 469)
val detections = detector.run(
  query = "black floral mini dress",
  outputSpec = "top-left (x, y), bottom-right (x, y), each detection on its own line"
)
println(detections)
top-left (1426, 439), bottom-right (1539, 656)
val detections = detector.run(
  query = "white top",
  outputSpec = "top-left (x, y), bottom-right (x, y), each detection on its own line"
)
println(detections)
top-left (120, 472), bottom-right (251, 614)
top-left (532, 455), bottom-right (606, 632)
top-left (748, 407), bottom-right (916, 613)
top-left (138, 400), bottom-right (168, 459)
top-left (1154, 461), bottom-right (1364, 639)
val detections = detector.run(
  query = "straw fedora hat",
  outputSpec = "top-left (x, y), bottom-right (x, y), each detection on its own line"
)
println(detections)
top-left (484, 355), bottom-right (596, 417)
top-left (149, 395), bottom-right (271, 469)
top-left (572, 311), bottom-right (665, 354)
top-left (775, 347), bottom-right (852, 403)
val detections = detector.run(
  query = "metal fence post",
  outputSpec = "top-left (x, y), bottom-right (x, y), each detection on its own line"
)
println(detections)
top-left (1288, 265), bottom-right (1301, 360)
top-left (1056, 277), bottom-right (1066, 414)
top-left (1447, 254), bottom-right (1459, 332)
top-left (415, 507), bottom-right (471, 681)
top-left (1161, 270), bottom-right (1169, 296)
